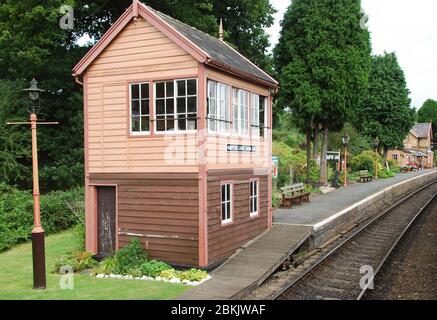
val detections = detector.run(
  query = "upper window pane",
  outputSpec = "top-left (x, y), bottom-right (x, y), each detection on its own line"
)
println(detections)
top-left (187, 79), bottom-right (197, 96)
top-left (130, 83), bottom-right (150, 134)
top-left (177, 80), bottom-right (186, 97)
top-left (156, 82), bottom-right (165, 98)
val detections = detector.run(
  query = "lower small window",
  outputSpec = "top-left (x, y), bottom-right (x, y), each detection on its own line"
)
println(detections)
top-left (250, 181), bottom-right (259, 217)
top-left (221, 183), bottom-right (232, 224)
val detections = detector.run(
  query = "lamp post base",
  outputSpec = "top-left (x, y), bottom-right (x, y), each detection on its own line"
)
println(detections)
top-left (31, 230), bottom-right (46, 290)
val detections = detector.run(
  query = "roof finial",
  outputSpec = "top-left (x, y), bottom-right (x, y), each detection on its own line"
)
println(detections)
top-left (132, 0), bottom-right (139, 19)
top-left (219, 18), bottom-right (224, 41)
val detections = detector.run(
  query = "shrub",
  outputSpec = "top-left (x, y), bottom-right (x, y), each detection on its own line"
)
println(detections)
top-left (139, 260), bottom-right (172, 277)
top-left (0, 186), bottom-right (84, 252)
top-left (273, 141), bottom-right (315, 186)
top-left (179, 269), bottom-right (209, 282)
top-left (350, 151), bottom-right (375, 172)
top-left (92, 256), bottom-right (117, 275)
top-left (387, 159), bottom-right (400, 173)
top-left (160, 269), bottom-right (180, 280)
top-left (378, 168), bottom-right (394, 179)
top-left (54, 251), bottom-right (97, 273)
top-left (112, 238), bottom-right (148, 274)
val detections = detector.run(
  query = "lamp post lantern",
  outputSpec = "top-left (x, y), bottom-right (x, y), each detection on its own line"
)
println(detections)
top-left (7, 79), bottom-right (58, 290)
top-left (374, 137), bottom-right (380, 179)
top-left (342, 133), bottom-right (350, 187)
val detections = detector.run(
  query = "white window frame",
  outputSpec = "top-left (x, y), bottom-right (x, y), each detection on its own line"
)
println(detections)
top-left (207, 80), bottom-right (231, 134)
top-left (249, 180), bottom-right (259, 217)
top-left (221, 183), bottom-right (233, 225)
top-left (154, 78), bottom-right (198, 134)
top-left (232, 88), bottom-right (249, 137)
top-left (130, 82), bottom-right (150, 135)
top-left (250, 94), bottom-right (268, 139)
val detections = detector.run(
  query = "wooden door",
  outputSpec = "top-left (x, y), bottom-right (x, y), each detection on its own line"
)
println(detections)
top-left (97, 186), bottom-right (116, 257)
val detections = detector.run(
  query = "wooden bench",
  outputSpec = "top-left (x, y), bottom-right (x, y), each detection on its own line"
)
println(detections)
top-left (281, 183), bottom-right (311, 208)
top-left (358, 170), bottom-right (373, 183)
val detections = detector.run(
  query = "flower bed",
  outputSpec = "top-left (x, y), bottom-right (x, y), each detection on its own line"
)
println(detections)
top-left (89, 238), bottom-right (210, 286)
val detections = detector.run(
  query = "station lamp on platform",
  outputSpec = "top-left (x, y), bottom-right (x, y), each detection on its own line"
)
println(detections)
top-left (7, 79), bottom-right (58, 290)
top-left (342, 133), bottom-right (350, 187)
top-left (374, 137), bottom-right (380, 179)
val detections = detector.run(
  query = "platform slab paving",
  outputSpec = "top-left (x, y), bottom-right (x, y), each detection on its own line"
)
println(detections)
top-left (178, 224), bottom-right (312, 300)
top-left (274, 169), bottom-right (436, 226)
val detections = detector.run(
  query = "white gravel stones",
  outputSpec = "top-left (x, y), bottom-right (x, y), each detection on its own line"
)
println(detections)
top-left (94, 273), bottom-right (211, 286)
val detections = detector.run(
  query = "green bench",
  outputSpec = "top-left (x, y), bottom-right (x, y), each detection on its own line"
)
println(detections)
top-left (358, 170), bottom-right (373, 183)
top-left (281, 183), bottom-right (311, 208)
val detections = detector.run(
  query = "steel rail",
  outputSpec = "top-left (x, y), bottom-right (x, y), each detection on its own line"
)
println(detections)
top-left (272, 180), bottom-right (437, 300)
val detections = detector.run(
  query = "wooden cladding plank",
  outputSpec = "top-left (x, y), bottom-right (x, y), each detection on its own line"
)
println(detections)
top-left (119, 191), bottom-right (198, 200)
top-left (95, 47), bottom-right (189, 65)
top-left (119, 222), bottom-right (197, 235)
top-left (89, 172), bottom-right (197, 181)
top-left (89, 54), bottom-right (195, 72)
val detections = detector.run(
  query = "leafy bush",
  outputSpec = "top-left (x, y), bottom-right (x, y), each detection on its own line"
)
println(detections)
top-left (387, 159), bottom-right (400, 173)
top-left (160, 269), bottom-right (180, 280)
top-left (273, 141), bottom-right (317, 186)
top-left (0, 185), bottom-right (84, 252)
top-left (350, 150), bottom-right (382, 174)
top-left (92, 256), bottom-right (117, 276)
top-left (179, 269), bottom-right (209, 282)
top-left (378, 168), bottom-right (394, 179)
top-left (139, 260), bottom-right (172, 277)
top-left (54, 251), bottom-right (97, 273)
top-left (112, 238), bottom-right (148, 275)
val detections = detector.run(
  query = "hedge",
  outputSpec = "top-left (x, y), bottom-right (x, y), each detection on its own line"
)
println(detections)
top-left (0, 184), bottom-right (84, 252)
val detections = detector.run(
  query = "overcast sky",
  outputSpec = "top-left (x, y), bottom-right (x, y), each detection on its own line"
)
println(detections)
top-left (267, 0), bottom-right (437, 109)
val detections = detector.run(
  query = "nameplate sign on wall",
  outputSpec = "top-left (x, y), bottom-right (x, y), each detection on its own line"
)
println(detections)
top-left (227, 144), bottom-right (257, 153)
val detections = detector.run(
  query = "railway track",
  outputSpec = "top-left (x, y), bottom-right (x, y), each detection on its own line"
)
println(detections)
top-left (273, 181), bottom-right (437, 301)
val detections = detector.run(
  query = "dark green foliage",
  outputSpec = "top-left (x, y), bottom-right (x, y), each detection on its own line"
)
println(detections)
top-left (53, 251), bottom-right (97, 273)
top-left (329, 123), bottom-right (373, 156)
top-left (0, 185), bottom-right (84, 252)
top-left (352, 53), bottom-right (416, 153)
top-left (274, 0), bottom-right (371, 130)
top-left (112, 238), bottom-right (149, 275)
top-left (273, 0), bottom-right (371, 183)
top-left (417, 99), bottom-right (437, 142)
top-left (350, 150), bottom-right (381, 174)
top-left (139, 260), bottom-right (172, 277)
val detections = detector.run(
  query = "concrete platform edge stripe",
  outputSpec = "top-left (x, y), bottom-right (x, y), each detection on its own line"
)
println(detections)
top-left (312, 170), bottom-right (437, 231)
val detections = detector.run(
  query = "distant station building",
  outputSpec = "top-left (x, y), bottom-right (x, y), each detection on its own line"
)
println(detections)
top-left (388, 122), bottom-right (435, 169)
top-left (73, 0), bottom-right (278, 268)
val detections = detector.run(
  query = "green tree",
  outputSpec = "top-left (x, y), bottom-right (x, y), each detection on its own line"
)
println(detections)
top-left (274, 0), bottom-right (371, 184)
top-left (353, 53), bottom-right (416, 157)
top-left (417, 99), bottom-right (437, 142)
top-left (0, 0), bottom-right (86, 190)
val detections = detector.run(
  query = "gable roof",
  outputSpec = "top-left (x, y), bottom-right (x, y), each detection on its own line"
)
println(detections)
top-left (411, 123), bottom-right (432, 138)
top-left (72, 1), bottom-right (277, 87)
top-left (149, 7), bottom-right (277, 86)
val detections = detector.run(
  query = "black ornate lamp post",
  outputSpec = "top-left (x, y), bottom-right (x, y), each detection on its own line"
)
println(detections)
top-left (374, 137), bottom-right (380, 179)
top-left (342, 133), bottom-right (350, 187)
top-left (7, 79), bottom-right (58, 289)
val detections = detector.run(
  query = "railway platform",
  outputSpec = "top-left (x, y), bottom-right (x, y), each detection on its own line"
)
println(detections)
top-left (275, 169), bottom-right (436, 227)
top-left (179, 169), bottom-right (437, 300)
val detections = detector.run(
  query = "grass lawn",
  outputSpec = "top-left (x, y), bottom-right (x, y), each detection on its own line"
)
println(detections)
top-left (0, 231), bottom-right (190, 300)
